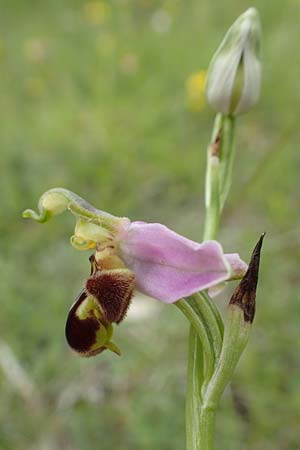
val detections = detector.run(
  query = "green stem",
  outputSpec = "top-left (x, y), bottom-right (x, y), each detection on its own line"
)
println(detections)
top-left (185, 113), bottom-right (236, 450)
top-left (203, 115), bottom-right (222, 242)
top-left (176, 300), bottom-right (215, 378)
top-left (203, 306), bottom-right (250, 409)
top-left (185, 253), bottom-right (221, 449)
top-left (202, 155), bottom-right (220, 241)
top-left (190, 293), bottom-right (223, 362)
top-left (185, 295), bottom-right (220, 450)
top-left (177, 298), bottom-right (217, 450)
top-left (185, 329), bottom-right (203, 450)
top-left (198, 407), bottom-right (216, 450)
top-left (219, 116), bottom-right (235, 210)
top-left (199, 291), bottom-right (224, 338)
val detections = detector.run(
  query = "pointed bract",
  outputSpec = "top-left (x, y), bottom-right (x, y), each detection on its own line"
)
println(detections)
top-left (229, 233), bottom-right (265, 322)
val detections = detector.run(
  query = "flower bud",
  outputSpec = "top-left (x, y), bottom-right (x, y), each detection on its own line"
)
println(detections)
top-left (206, 8), bottom-right (262, 116)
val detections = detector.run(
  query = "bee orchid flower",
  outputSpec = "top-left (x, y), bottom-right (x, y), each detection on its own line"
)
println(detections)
top-left (23, 188), bottom-right (247, 357)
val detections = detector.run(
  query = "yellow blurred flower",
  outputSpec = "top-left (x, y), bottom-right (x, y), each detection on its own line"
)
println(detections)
top-left (83, 1), bottom-right (111, 25)
top-left (185, 70), bottom-right (207, 112)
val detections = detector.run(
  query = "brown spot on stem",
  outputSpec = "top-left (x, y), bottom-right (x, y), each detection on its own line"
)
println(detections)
top-left (229, 233), bottom-right (265, 323)
top-left (212, 129), bottom-right (222, 157)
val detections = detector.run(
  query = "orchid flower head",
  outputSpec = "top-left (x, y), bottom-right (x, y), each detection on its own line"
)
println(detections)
top-left (23, 188), bottom-right (247, 356)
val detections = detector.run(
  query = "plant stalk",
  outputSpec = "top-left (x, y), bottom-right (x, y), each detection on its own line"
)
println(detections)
top-left (185, 113), bottom-right (235, 450)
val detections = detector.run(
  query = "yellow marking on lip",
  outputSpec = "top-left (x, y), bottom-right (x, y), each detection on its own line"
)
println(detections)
top-left (70, 235), bottom-right (96, 250)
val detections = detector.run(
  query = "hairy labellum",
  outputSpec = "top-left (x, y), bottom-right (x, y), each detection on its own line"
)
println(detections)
top-left (86, 268), bottom-right (135, 323)
top-left (65, 256), bottom-right (135, 357)
top-left (65, 290), bottom-right (117, 357)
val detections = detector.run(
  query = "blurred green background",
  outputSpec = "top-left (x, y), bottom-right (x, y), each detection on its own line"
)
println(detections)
top-left (1, 0), bottom-right (300, 449)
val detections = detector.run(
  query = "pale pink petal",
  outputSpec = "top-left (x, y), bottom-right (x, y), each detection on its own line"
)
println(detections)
top-left (208, 254), bottom-right (248, 297)
top-left (118, 222), bottom-right (237, 303)
top-left (225, 253), bottom-right (248, 279)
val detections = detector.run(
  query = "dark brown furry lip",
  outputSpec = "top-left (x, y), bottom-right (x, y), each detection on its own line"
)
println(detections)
top-left (65, 290), bottom-right (104, 356)
top-left (86, 269), bottom-right (135, 324)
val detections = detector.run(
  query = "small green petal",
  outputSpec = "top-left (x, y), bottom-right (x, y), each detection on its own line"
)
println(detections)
top-left (22, 208), bottom-right (52, 223)
top-left (105, 341), bottom-right (122, 356)
top-left (22, 187), bottom-right (124, 230)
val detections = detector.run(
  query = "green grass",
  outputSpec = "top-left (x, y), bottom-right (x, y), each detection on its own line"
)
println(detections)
top-left (1, 1), bottom-right (300, 449)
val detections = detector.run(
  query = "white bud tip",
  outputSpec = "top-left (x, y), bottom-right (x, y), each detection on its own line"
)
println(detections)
top-left (243, 7), bottom-right (259, 20)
